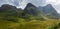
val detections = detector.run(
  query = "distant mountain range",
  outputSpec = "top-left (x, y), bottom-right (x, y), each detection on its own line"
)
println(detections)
top-left (0, 3), bottom-right (60, 19)
top-left (24, 3), bottom-right (60, 19)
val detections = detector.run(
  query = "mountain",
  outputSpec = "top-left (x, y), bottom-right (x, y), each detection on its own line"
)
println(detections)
top-left (24, 3), bottom-right (40, 16)
top-left (0, 4), bottom-right (24, 22)
top-left (38, 4), bottom-right (60, 19)
top-left (0, 4), bottom-right (17, 12)
top-left (23, 3), bottom-right (46, 21)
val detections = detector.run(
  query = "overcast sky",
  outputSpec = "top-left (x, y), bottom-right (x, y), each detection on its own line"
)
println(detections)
top-left (0, 0), bottom-right (60, 13)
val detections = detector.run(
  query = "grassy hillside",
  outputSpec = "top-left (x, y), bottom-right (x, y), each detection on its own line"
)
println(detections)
top-left (0, 4), bottom-right (60, 29)
top-left (0, 19), bottom-right (60, 29)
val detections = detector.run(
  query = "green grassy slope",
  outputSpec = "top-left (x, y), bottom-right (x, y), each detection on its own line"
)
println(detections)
top-left (0, 19), bottom-right (60, 29)
top-left (0, 4), bottom-right (60, 29)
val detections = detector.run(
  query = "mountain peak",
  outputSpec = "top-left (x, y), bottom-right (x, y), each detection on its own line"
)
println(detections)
top-left (26, 3), bottom-right (36, 7)
top-left (1, 4), bottom-right (17, 9)
top-left (0, 4), bottom-right (17, 12)
top-left (38, 4), bottom-right (60, 18)
top-left (42, 4), bottom-right (57, 14)
top-left (27, 3), bottom-right (32, 5)
top-left (46, 4), bottom-right (52, 7)
top-left (24, 3), bottom-right (40, 16)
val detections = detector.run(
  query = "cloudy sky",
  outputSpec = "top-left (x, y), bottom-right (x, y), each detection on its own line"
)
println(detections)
top-left (0, 0), bottom-right (60, 13)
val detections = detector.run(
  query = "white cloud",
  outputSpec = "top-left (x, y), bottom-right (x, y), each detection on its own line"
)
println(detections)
top-left (0, 0), bottom-right (46, 9)
top-left (46, 0), bottom-right (60, 5)
top-left (19, 0), bottom-right (46, 9)
top-left (18, 0), bottom-right (27, 9)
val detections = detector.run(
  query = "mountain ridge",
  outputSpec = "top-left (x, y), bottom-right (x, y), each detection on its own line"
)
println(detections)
top-left (38, 4), bottom-right (60, 19)
top-left (24, 3), bottom-right (41, 16)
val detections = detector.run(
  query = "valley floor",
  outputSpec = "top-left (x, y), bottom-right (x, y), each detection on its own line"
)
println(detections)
top-left (0, 19), bottom-right (60, 29)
